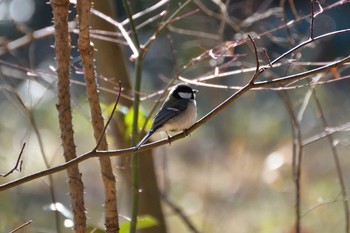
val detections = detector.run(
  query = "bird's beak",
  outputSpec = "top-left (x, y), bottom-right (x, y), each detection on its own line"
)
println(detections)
top-left (193, 89), bottom-right (199, 93)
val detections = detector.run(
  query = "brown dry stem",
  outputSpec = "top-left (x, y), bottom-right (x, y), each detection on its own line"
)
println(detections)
top-left (51, 0), bottom-right (86, 232)
top-left (76, 0), bottom-right (119, 232)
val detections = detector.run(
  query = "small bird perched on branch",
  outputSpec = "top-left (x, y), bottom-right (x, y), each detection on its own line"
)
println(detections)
top-left (134, 83), bottom-right (198, 151)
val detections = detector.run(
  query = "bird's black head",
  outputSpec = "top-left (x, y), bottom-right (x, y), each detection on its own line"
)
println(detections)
top-left (171, 83), bottom-right (198, 99)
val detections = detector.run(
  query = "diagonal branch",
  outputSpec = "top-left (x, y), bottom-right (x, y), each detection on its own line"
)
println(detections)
top-left (1, 43), bottom-right (350, 192)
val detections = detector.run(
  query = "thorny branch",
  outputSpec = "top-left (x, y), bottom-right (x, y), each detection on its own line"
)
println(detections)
top-left (51, 0), bottom-right (86, 232)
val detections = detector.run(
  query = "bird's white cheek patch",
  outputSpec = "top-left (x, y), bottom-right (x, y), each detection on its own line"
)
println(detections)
top-left (178, 92), bottom-right (192, 99)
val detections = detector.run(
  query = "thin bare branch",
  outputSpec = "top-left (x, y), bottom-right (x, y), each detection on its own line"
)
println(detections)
top-left (0, 143), bottom-right (25, 177)
top-left (312, 89), bottom-right (349, 233)
top-left (95, 81), bottom-right (122, 150)
top-left (247, 34), bottom-right (260, 83)
top-left (302, 196), bottom-right (346, 217)
top-left (90, 8), bottom-right (139, 58)
top-left (9, 220), bottom-right (32, 233)
top-left (161, 193), bottom-right (200, 233)
top-left (303, 122), bottom-right (350, 146)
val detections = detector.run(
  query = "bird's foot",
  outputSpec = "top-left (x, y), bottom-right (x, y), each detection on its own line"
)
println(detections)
top-left (166, 132), bottom-right (172, 145)
top-left (183, 129), bottom-right (191, 136)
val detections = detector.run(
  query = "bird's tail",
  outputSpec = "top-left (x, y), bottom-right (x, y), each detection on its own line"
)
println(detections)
top-left (133, 131), bottom-right (153, 151)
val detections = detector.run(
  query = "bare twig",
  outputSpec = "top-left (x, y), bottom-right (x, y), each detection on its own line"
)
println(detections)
top-left (9, 220), bottom-right (32, 233)
top-left (310, 0), bottom-right (315, 39)
top-left (0, 143), bottom-right (25, 177)
top-left (278, 86), bottom-right (304, 233)
top-left (312, 90), bottom-right (349, 233)
top-left (90, 8), bottom-right (139, 58)
top-left (1, 38), bottom-right (350, 193)
top-left (309, 0), bottom-right (323, 39)
top-left (247, 34), bottom-right (260, 83)
top-left (95, 81), bottom-right (122, 150)
top-left (263, 48), bottom-right (272, 67)
top-left (0, 69), bottom-right (62, 232)
top-left (161, 193), bottom-right (200, 233)
top-left (303, 121), bottom-right (350, 146)
top-left (302, 196), bottom-right (347, 217)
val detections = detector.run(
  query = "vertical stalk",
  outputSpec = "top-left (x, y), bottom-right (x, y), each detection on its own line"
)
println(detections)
top-left (76, 0), bottom-right (119, 232)
top-left (123, 1), bottom-right (194, 232)
top-left (279, 91), bottom-right (303, 233)
top-left (312, 90), bottom-right (349, 233)
top-left (50, 0), bottom-right (86, 232)
top-left (130, 56), bottom-right (143, 233)
top-left (121, 1), bottom-right (142, 232)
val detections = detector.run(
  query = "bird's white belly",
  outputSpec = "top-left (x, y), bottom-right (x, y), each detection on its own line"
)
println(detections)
top-left (160, 100), bottom-right (197, 132)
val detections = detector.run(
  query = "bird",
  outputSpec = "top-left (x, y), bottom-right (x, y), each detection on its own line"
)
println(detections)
top-left (133, 83), bottom-right (198, 151)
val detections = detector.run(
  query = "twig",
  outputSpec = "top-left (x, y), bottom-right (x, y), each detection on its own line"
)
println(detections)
top-left (123, 0), bottom-right (143, 232)
top-left (302, 196), bottom-right (344, 217)
top-left (9, 220), bottom-right (32, 233)
top-left (90, 8), bottom-right (139, 58)
top-left (181, 54), bottom-right (350, 89)
top-left (269, 28), bottom-right (350, 67)
top-left (143, 0), bottom-right (195, 51)
top-left (180, 28), bottom-right (350, 84)
top-left (288, 0), bottom-right (299, 19)
top-left (1, 41), bottom-right (350, 192)
top-left (263, 48), bottom-right (272, 67)
top-left (302, 121), bottom-right (350, 146)
top-left (310, 0), bottom-right (324, 39)
top-left (0, 69), bottom-right (62, 232)
top-left (279, 90), bottom-right (303, 233)
top-left (94, 81), bottom-right (122, 150)
top-left (254, 55), bottom-right (350, 87)
top-left (310, 0), bottom-right (315, 39)
top-left (161, 193), bottom-right (200, 233)
top-left (120, 0), bottom-right (170, 26)
top-left (122, 0), bottom-right (140, 49)
top-left (247, 34), bottom-right (260, 83)
top-left (128, 2), bottom-right (197, 232)
top-left (312, 90), bottom-right (349, 233)
top-left (0, 143), bottom-right (25, 177)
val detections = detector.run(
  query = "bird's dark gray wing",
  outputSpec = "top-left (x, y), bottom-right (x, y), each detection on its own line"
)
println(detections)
top-left (151, 99), bottom-right (188, 131)
top-left (134, 99), bottom-right (188, 151)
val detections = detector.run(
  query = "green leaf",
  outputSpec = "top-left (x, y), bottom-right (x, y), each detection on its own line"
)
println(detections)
top-left (120, 215), bottom-right (158, 233)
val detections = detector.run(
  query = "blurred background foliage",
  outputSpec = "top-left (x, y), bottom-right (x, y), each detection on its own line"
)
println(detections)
top-left (1, 0), bottom-right (350, 232)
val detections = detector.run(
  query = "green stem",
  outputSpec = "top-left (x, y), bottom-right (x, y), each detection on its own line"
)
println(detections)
top-left (130, 56), bottom-right (143, 233)
top-left (127, 1), bottom-right (195, 232)
top-left (122, 0), bottom-right (140, 49)
top-left (120, 1), bottom-right (142, 232)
